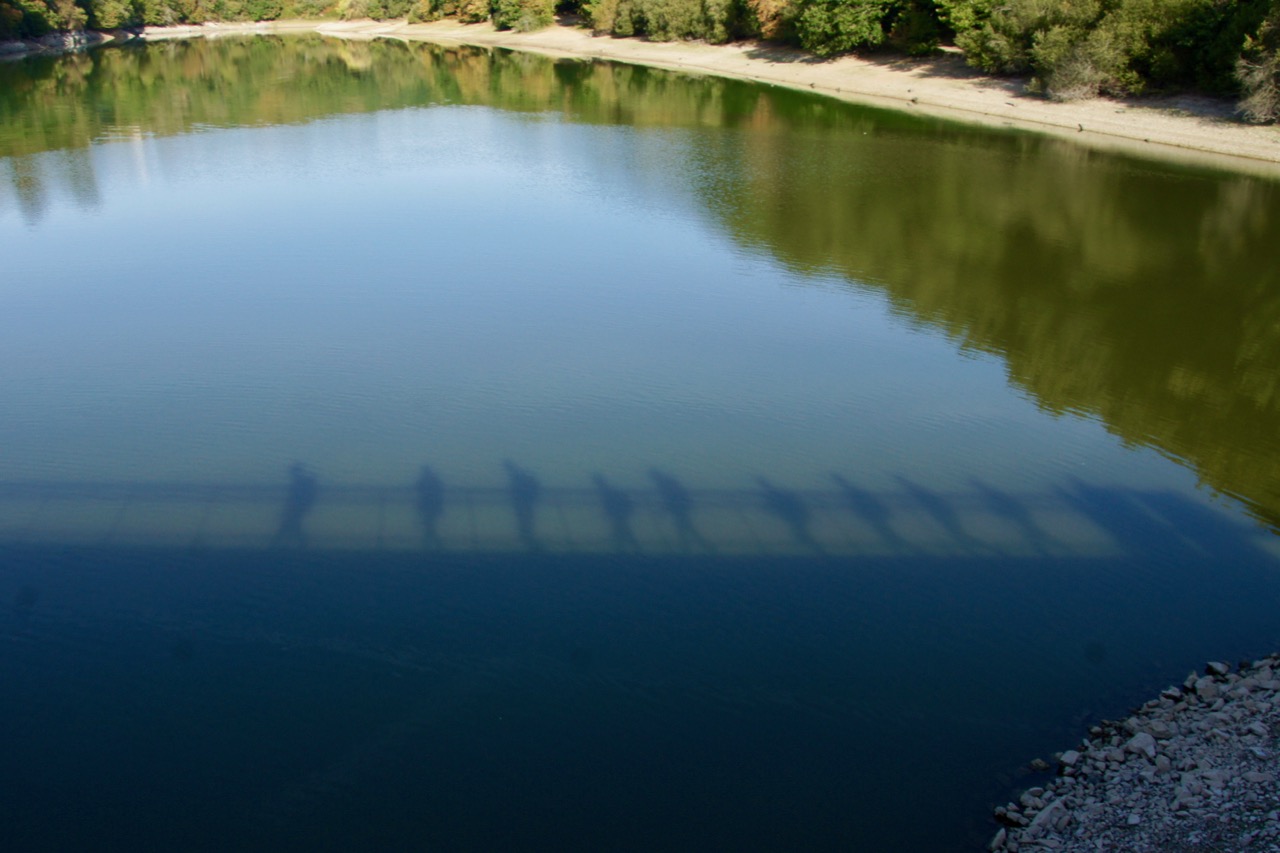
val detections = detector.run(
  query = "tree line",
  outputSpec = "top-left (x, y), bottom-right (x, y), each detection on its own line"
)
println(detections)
top-left (2, 0), bottom-right (1277, 120)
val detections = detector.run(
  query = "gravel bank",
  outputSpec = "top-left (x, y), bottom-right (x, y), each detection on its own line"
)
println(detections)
top-left (991, 656), bottom-right (1280, 852)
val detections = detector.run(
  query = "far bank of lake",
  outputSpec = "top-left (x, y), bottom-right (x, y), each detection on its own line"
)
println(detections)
top-left (125, 18), bottom-right (1280, 175)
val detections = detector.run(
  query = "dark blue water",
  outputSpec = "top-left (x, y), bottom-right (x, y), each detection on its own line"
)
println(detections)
top-left (4, 503), bottom-right (1279, 850)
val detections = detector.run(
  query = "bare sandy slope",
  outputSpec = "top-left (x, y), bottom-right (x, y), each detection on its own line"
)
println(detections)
top-left (143, 18), bottom-right (1280, 175)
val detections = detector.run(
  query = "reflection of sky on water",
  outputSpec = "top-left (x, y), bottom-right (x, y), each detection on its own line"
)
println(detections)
top-left (0, 108), bottom-right (1220, 519)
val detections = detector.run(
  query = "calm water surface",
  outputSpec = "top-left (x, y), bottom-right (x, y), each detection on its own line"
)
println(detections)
top-left (1, 36), bottom-right (1279, 851)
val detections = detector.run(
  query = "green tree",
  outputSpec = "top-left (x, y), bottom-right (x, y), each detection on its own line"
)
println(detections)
top-left (792, 0), bottom-right (893, 56)
top-left (1239, 0), bottom-right (1280, 121)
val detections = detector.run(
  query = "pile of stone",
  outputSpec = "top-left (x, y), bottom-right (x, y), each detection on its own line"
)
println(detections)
top-left (990, 655), bottom-right (1280, 852)
top-left (0, 29), bottom-right (123, 59)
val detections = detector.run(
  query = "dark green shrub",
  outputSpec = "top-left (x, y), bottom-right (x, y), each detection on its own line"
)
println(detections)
top-left (286, 0), bottom-right (331, 15)
top-left (138, 0), bottom-right (174, 22)
top-left (405, 0), bottom-right (439, 20)
top-left (584, 0), bottom-right (636, 34)
top-left (1239, 1), bottom-right (1280, 121)
top-left (88, 0), bottom-right (139, 27)
top-left (242, 0), bottom-right (282, 17)
top-left (584, 0), bottom-right (745, 40)
top-left (443, 0), bottom-right (487, 21)
top-left (888, 0), bottom-right (940, 55)
top-left (493, 0), bottom-right (553, 30)
top-left (952, 0), bottom-right (1272, 100)
top-left (1, 0), bottom-right (58, 35)
top-left (792, 0), bottom-right (893, 56)
top-left (338, 0), bottom-right (384, 17)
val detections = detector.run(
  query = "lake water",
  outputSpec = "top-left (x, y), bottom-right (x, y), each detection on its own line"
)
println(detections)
top-left (1, 35), bottom-right (1279, 851)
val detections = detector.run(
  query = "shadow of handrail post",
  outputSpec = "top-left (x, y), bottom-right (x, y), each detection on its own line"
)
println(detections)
top-left (271, 463), bottom-right (318, 549)
top-left (593, 474), bottom-right (641, 554)
top-left (503, 460), bottom-right (543, 553)
top-left (757, 477), bottom-right (825, 555)
top-left (415, 465), bottom-right (445, 551)
top-left (831, 472), bottom-right (913, 556)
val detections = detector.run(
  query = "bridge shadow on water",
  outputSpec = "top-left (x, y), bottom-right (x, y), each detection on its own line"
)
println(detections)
top-left (0, 468), bottom-right (1277, 852)
top-left (0, 463), bottom-right (1272, 563)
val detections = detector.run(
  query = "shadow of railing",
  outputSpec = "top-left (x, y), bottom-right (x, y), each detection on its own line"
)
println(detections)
top-left (0, 469), bottom-right (1273, 563)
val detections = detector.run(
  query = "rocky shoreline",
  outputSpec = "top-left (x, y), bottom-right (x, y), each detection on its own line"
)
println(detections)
top-left (992, 656), bottom-right (1280, 852)
top-left (0, 29), bottom-right (121, 57)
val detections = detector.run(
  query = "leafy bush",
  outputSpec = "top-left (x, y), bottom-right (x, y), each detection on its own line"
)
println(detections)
top-left (434, 0), bottom-right (487, 21)
top-left (888, 0), bottom-right (939, 54)
top-left (584, 0), bottom-right (635, 33)
top-left (88, 0), bottom-right (138, 27)
top-left (950, 0), bottom-right (1271, 100)
top-left (405, 0), bottom-right (439, 19)
top-left (493, 0), bottom-right (553, 29)
top-left (792, 0), bottom-right (892, 56)
top-left (743, 0), bottom-right (789, 39)
top-left (0, 0), bottom-right (85, 36)
top-left (1238, 0), bottom-right (1280, 121)
top-left (584, 0), bottom-right (747, 41)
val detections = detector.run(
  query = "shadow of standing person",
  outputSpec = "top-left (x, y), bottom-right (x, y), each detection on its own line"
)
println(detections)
top-left (273, 463), bottom-right (318, 548)
top-left (648, 468), bottom-right (714, 553)
top-left (896, 476), bottom-right (993, 555)
top-left (832, 473), bottom-right (911, 555)
top-left (757, 477), bottom-right (824, 554)
top-left (503, 460), bottom-right (542, 552)
top-left (415, 465), bottom-right (445, 550)
top-left (593, 474), bottom-right (641, 554)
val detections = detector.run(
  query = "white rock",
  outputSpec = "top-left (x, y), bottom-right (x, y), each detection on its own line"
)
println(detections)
top-left (1195, 677), bottom-right (1220, 701)
top-left (1125, 732), bottom-right (1157, 760)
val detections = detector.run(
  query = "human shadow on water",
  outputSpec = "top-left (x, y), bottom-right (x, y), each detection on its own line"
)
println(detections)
top-left (895, 476), bottom-right (993, 555)
top-left (592, 474), bottom-right (641, 554)
top-left (757, 477), bottom-right (825, 555)
top-left (415, 465), bottom-right (445, 550)
top-left (967, 478), bottom-right (1060, 556)
top-left (272, 463), bottom-right (318, 548)
top-left (831, 473), bottom-right (912, 555)
top-left (648, 468), bottom-right (715, 553)
top-left (503, 460), bottom-right (542, 552)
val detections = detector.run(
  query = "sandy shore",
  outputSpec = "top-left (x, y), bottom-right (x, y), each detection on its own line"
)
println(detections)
top-left (129, 18), bottom-right (1280, 175)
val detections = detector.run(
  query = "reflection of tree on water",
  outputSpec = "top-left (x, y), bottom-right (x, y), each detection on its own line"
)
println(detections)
top-left (503, 460), bottom-right (542, 552)
top-left (415, 465), bottom-right (445, 550)
top-left (592, 474), bottom-right (641, 554)
top-left (757, 477), bottom-right (824, 554)
top-left (273, 463), bottom-right (318, 548)
top-left (649, 468), bottom-right (714, 553)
